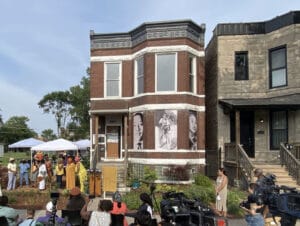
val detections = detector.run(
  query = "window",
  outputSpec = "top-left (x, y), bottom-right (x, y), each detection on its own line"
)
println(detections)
top-left (235, 52), bottom-right (248, 80)
top-left (105, 63), bottom-right (121, 97)
top-left (270, 111), bottom-right (287, 149)
top-left (269, 46), bottom-right (287, 88)
top-left (135, 56), bottom-right (144, 95)
top-left (156, 53), bottom-right (176, 92)
top-left (189, 55), bottom-right (196, 93)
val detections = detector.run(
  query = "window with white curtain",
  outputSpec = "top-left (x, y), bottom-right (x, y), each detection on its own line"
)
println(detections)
top-left (269, 46), bottom-right (287, 88)
top-left (156, 53), bottom-right (176, 92)
top-left (189, 55), bottom-right (196, 93)
top-left (270, 110), bottom-right (287, 149)
top-left (135, 56), bottom-right (144, 95)
top-left (105, 62), bottom-right (121, 97)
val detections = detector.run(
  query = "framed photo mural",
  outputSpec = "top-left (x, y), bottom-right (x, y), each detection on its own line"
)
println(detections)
top-left (155, 110), bottom-right (177, 150)
top-left (189, 111), bottom-right (197, 150)
top-left (133, 112), bottom-right (143, 150)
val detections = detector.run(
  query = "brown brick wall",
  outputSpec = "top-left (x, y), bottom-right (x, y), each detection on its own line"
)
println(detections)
top-left (177, 110), bottom-right (189, 149)
top-left (90, 62), bottom-right (103, 98)
top-left (177, 52), bottom-right (189, 92)
top-left (197, 57), bottom-right (205, 94)
top-left (144, 53), bottom-right (155, 93)
top-left (144, 111), bottom-right (155, 149)
top-left (122, 61), bottom-right (134, 97)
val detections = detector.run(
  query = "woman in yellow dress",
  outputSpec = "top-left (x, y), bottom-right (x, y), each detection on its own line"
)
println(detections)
top-left (75, 155), bottom-right (87, 193)
top-left (66, 156), bottom-right (76, 190)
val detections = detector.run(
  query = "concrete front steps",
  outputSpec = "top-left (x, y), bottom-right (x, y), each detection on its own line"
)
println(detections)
top-left (254, 163), bottom-right (300, 190)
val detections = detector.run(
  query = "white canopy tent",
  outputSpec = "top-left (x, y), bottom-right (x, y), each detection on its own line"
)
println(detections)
top-left (8, 138), bottom-right (44, 149)
top-left (73, 139), bottom-right (90, 150)
top-left (31, 138), bottom-right (78, 152)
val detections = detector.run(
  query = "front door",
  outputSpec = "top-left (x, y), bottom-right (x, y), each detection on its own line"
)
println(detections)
top-left (240, 111), bottom-right (255, 158)
top-left (106, 126), bottom-right (120, 159)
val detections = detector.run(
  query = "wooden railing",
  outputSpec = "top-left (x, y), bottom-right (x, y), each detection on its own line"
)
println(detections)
top-left (280, 143), bottom-right (300, 185)
top-left (290, 143), bottom-right (300, 160)
top-left (224, 143), bottom-right (255, 182)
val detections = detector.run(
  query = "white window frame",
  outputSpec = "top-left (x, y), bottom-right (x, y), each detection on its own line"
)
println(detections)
top-left (155, 52), bottom-right (177, 93)
top-left (134, 56), bottom-right (144, 95)
top-left (189, 55), bottom-right (197, 93)
top-left (104, 62), bottom-right (122, 98)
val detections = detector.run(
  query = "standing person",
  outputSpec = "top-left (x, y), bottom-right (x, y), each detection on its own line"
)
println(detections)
top-left (55, 159), bottom-right (64, 189)
top-left (19, 159), bottom-right (30, 188)
top-left (215, 168), bottom-right (228, 217)
top-left (133, 113), bottom-right (144, 150)
top-left (75, 156), bottom-right (87, 193)
top-left (240, 183), bottom-right (264, 226)
top-left (7, 158), bottom-right (17, 190)
top-left (138, 193), bottom-right (154, 218)
top-left (31, 160), bottom-right (39, 188)
top-left (66, 156), bottom-right (76, 190)
top-left (189, 111), bottom-right (197, 150)
top-left (44, 154), bottom-right (53, 184)
top-left (18, 209), bottom-right (36, 226)
top-left (0, 195), bottom-right (19, 226)
top-left (65, 187), bottom-right (86, 211)
top-left (88, 199), bottom-right (113, 226)
top-left (158, 113), bottom-right (171, 148)
top-left (111, 191), bottom-right (128, 226)
top-left (253, 168), bottom-right (265, 187)
top-left (37, 159), bottom-right (47, 191)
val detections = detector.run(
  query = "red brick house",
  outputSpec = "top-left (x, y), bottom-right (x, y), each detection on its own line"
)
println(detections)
top-left (89, 20), bottom-right (206, 183)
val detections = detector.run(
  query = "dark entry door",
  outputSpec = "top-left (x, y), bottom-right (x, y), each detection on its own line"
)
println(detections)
top-left (240, 111), bottom-right (254, 157)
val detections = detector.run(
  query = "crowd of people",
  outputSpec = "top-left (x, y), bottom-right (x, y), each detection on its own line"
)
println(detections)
top-left (5, 152), bottom-right (87, 192)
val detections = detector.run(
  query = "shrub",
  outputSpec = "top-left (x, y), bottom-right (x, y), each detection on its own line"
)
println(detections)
top-left (227, 188), bottom-right (246, 217)
top-left (143, 166), bottom-right (157, 182)
top-left (184, 184), bottom-right (215, 205)
top-left (194, 173), bottom-right (214, 188)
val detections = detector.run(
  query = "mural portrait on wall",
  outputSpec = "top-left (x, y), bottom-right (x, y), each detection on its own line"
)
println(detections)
top-left (155, 110), bottom-right (177, 150)
top-left (189, 111), bottom-right (197, 150)
top-left (133, 112), bottom-right (143, 150)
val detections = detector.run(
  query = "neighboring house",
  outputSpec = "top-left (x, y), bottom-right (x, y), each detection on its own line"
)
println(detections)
top-left (205, 11), bottom-right (300, 178)
top-left (89, 20), bottom-right (206, 182)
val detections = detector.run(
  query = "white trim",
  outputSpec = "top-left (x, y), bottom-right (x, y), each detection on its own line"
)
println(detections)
top-left (104, 62), bottom-right (122, 98)
top-left (89, 109), bottom-right (129, 114)
top-left (90, 45), bottom-right (205, 62)
top-left (128, 149), bottom-right (205, 152)
top-left (91, 92), bottom-right (205, 101)
top-left (129, 104), bottom-right (205, 112)
top-left (128, 158), bottom-right (205, 165)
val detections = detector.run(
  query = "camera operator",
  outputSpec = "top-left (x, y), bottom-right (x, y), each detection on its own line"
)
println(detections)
top-left (240, 183), bottom-right (265, 226)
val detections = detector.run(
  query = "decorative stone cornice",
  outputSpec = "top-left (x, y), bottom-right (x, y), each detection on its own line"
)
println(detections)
top-left (90, 20), bottom-right (205, 49)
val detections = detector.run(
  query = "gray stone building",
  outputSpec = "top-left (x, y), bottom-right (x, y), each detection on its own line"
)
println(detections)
top-left (205, 11), bottom-right (300, 179)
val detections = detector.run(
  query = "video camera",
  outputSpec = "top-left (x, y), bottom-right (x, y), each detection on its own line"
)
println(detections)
top-left (160, 191), bottom-right (227, 226)
top-left (252, 174), bottom-right (300, 226)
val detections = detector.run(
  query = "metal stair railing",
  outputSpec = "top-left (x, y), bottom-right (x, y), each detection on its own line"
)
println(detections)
top-left (279, 143), bottom-right (300, 185)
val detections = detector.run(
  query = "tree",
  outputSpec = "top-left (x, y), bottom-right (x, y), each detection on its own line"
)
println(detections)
top-left (41, 129), bottom-right (57, 141)
top-left (38, 91), bottom-right (71, 136)
top-left (0, 116), bottom-right (37, 146)
top-left (68, 76), bottom-right (90, 138)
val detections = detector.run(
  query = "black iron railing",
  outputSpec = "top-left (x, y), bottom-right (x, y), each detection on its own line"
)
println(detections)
top-left (280, 143), bottom-right (300, 185)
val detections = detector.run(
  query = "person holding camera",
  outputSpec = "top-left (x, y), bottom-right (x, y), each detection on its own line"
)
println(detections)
top-left (240, 183), bottom-right (265, 226)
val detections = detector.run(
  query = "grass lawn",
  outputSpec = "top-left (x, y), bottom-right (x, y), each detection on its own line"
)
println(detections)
top-left (0, 150), bottom-right (31, 166)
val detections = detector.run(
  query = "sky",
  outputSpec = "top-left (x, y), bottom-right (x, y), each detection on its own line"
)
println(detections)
top-left (0, 0), bottom-right (299, 135)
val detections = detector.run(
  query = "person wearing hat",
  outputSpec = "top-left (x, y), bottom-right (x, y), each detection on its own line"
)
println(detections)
top-left (65, 186), bottom-right (86, 211)
top-left (75, 155), bottom-right (87, 193)
top-left (36, 201), bottom-right (71, 225)
top-left (7, 158), bottom-right (17, 190)
top-left (111, 191), bottom-right (128, 226)
top-left (66, 156), bottom-right (76, 190)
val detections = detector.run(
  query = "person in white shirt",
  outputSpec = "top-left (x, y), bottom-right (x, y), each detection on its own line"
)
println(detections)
top-left (7, 158), bottom-right (17, 190)
top-left (89, 199), bottom-right (113, 226)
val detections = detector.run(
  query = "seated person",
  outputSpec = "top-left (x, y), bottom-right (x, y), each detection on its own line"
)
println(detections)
top-left (88, 199), bottom-right (113, 226)
top-left (0, 196), bottom-right (19, 226)
top-left (36, 201), bottom-right (71, 226)
top-left (19, 209), bottom-right (36, 226)
top-left (111, 191), bottom-right (128, 226)
top-left (65, 187), bottom-right (86, 211)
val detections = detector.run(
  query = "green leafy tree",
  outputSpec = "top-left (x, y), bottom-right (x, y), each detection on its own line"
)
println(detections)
top-left (68, 75), bottom-right (90, 139)
top-left (38, 91), bottom-right (71, 136)
top-left (41, 129), bottom-right (57, 141)
top-left (0, 116), bottom-right (37, 146)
